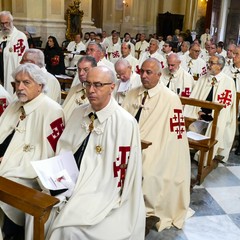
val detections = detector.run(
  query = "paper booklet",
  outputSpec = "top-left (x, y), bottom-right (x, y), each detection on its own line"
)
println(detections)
top-left (31, 151), bottom-right (79, 190)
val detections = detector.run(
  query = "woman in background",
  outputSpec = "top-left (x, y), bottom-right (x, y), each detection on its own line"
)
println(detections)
top-left (44, 36), bottom-right (65, 75)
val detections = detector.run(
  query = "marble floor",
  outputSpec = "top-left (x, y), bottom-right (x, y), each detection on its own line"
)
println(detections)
top-left (146, 150), bottom-right (240, 240)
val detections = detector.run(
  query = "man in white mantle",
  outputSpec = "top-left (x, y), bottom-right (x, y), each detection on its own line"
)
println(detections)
top-left (0, 63), bottom-right (64, 239)
top-left (46, 66), bottom-right (145, 240)
top-left (122, 58), bottom-right (192, 234)
top-left (0, 11), bottom-right (28, 94)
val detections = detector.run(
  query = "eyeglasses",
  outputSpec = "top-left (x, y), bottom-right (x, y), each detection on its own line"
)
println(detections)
top-left (78, 67), bottom-right (89, 73)
top-left (191, 49), bottom-right (200, 53)
top-left (208, 61), bottom-right (219, 65)
top-left (83, 81), bottom-right (112, 88)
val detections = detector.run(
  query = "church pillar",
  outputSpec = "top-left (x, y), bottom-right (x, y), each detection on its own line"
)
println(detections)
top-left (81, 0), bottom-right (96, 33)
top-left (216, 0), bottom-right (230, 42)
top-left (183, 0), bottom-right (198, 31)
top-left (12, 0), bottom-right (66, 46)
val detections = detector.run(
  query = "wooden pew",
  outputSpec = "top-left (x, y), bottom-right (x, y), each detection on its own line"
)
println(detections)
top-left (55, 75), bottom-right (73, 99)
top-left (180, 97), bottom-right (225, 185)
top-left (0, 177), bottom-right (59, 240)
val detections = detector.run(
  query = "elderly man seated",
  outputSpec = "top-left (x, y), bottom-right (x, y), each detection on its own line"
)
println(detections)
top-left (0, 63), bottom-right (64, 239)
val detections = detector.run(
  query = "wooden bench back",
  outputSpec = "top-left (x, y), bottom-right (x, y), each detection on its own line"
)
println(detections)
top-left (0, 177), bottom-right (59, 240)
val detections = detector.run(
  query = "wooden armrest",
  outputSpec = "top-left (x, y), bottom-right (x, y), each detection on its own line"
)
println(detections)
top-left (0, 177), bottom-right (59, 240)
top-left (141, 140), bottom-right (152, 150)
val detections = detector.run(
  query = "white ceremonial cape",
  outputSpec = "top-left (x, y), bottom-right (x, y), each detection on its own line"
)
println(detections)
top-left (138, 51), bottom-right (166, 69)
top-left (41, 67), bottom-right (61, 103)
top-left (120, 54), bottom-right (139, 72)
top-left (62, 83), bottom-right (88, 122)
top-left (65, 41), bottom-right (86, 68)
top-left (107, 43), bottom-right (122, 64)
top-left (0, 27), bottom-right (28, 94)
top-left (135, 40), bottom-right (149, 59)
top-left (184, 72), bottom-right (236, 161)
top-left (113, 71), bottom-right (142, 105)
top-left (122, 83), bottom-right (191, 232)
top-left (160, 66), bottom-right (195, 97)
top-left (0, 93), bottom-right (65, 225)
top-left (0, 84), bottom-right (12, 116)
top-left (181, 54), bottom-right (207, 80)
top-left (47, 98), bottom-right (145, 240)
top-left (223, 64), bottom-right (240, 91)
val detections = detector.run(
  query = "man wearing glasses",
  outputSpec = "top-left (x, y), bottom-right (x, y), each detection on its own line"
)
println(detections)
top-left (62, 55), bottom-right (97, 121)
top-left (0, 11), bottom-right (28, 94)
top-left (45, 66), bottom-right (145, 239)
top-left (180, 42), bottom-right (207, 81)
top-left (184, 55), bottom-right (236, 162)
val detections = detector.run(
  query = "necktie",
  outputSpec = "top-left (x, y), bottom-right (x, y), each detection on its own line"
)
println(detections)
top-left (74, 112), bottom-right (97, 168)
top-left (233, 69), bottom-right (240, 85)
top-left (20, 106), bottom-right (26, 120)
top-left (0, 40), bottom-right (7, 85)
top-left (188, 60), bottom-right (192, 74)
top-left (74, 44), bottom-right (77, 51)
top-left (135, 91), bottom-right (148, 122)
top-left (166, 73), bottom-right (173, 88)
top-left (201, 77), bottom-right (217, 116)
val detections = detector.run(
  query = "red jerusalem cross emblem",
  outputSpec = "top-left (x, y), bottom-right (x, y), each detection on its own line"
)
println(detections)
top-left (47, 118), bottom-right (65, 152)
top-left (217, 89), bottom-right (232, 108)
top-left (0, 98), bottom-right (7, 116)
top-left (181, 87), bottom-right (191, 97)
top-left (170, 109), bottom-right (185, 139)
top-left (112, 51), bottom-right (120, 58)
top-left (13, 39), bottom-right (26, 56)
top-left (113, 146), bottom-right (130, 188)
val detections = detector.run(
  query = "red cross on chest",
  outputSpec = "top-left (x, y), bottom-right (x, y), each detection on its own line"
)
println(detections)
top-left (47, 118), bottom-right (65, 152)
top-left (113, 146), bottom-right (130, 188)
top-left (181, 87), bottom-right (191, 97)
top-left (217, 89), bottom-right (232, 108)
top-left (170, 109), bottom-right (185, 139)
top-left (0, 98), bottom-right (7, 116)
top-left (13, 39), bottom-right (26, 56)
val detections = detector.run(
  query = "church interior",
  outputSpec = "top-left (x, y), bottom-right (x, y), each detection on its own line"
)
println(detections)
top-left (0, 0), bottom-right (240, 240)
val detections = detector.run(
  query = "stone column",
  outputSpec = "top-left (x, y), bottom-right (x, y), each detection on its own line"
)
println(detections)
top-left (183, 0), bottom-right (198, 31)
top-left (12, 0), bottom-right (66, 45)
top-left (81, 0), bottom-right (96, 33)
top-left (217, 0), bottom-right (230, 42)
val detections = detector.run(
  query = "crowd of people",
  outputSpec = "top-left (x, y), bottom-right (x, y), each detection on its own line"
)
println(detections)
top-left (0, 9), bottom-right (239, 240)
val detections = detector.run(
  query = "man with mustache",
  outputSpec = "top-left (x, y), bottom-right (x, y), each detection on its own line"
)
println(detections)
top-left (0, 63), bottom-right (64, 239)
top-left (0, 11), bottom-right (28, 94)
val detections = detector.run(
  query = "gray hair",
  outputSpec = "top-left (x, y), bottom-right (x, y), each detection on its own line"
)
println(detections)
top-left (0, 11), bottom-right (13, 22)
top-left (143, 58), bottom-right (162, 74)
top-left (23, 48), bottom-right (45, 68)
top-left (115, 58), bottom-right (131, 69)
top-left (77, 55), bottom-right (97, 67)
top-left (12, 63), bottom-right (47, 93)
top-left (87, 42), bottom-right (104, 53)
top-left (216, 54), bottom-right (225, 70)
top-left (150, 38), bottom-right (159, 45)
top-left (184, 41), bottom-right (191, 49)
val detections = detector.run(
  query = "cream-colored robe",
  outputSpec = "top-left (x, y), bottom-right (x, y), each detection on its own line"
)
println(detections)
top-left (62, 83), bottom-right (88, 122)
top-left (160, 66), bottom-right (195, 97)
top-left (113, 71), bottom-right (142, 105)
top-left (47, 98), bottom-right (145, 240)
top-left (184, 72), bottom-right (236, 161)
top-left (0, 93), bottom-right (65, 225)
top-left (0, 27), bottom-right (28, 94)
top-left (122, 83), bottom-right (191, 231)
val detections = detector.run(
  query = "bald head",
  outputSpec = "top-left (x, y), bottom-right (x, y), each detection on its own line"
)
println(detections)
top-left (86, 66), bottom-right (115, 111)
